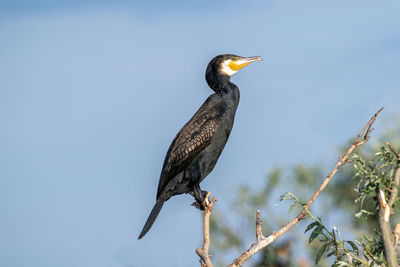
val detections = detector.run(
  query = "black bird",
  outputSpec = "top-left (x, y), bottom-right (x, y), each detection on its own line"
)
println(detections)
top-left (138, 54), bottom-right (262, 239)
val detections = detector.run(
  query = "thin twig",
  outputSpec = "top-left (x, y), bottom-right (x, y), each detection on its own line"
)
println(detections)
top-left (332, 229), bottom-right (340, 259)
top-left (388, 147), bottom-right (400, 209)
top-left (196, 192), bottom-right (217, 267)
top-left (304, 206), bottom-right (369, 266)
top-left (228, 107), bottom-right (384, 267)
top-left (386, 142), bottom-right (400, 160)
top-left (361, 242), bottom-right (376, 261)
top-left (386, 141), bottom-right (400, 213)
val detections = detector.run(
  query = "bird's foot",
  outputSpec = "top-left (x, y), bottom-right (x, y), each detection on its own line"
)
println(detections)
top-left (192, 192), bottom-right (216, 210)
top-left (191, 190), bottom-right (210, 210)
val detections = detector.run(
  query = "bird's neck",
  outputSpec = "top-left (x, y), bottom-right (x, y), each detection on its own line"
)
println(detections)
top-left (218, 80), bottom-right (240, 107)
top-left (207, 74), bottom-right (240, 106)
top-left (208, 75), bottom-right (232, 92)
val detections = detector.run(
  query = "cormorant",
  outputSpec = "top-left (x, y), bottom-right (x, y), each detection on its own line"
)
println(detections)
top-left (138, 54), bottom-right (262, 239)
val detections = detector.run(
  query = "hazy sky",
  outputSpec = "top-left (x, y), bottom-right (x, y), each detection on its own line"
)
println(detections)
top-left (1, 1), bottom-right (400, 266)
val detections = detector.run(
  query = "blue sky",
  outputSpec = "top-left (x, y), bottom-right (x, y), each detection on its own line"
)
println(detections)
top-left (1, 1), bottom-right (400, 266)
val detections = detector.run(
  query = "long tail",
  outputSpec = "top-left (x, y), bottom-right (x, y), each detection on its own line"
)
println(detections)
top-left (138, 198), bottom-right (165, 239)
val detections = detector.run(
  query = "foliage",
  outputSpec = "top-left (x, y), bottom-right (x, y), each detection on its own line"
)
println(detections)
top-left (282, 192), bottom-right (383, 266)
top-left (352, 146), bottom-right (398, 218)
top-left (210, 123), bottom-right (400, 266)
top-left (281, 142), bottom-right (400, 266)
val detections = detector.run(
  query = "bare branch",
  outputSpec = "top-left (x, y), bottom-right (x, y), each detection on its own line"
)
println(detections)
top-left (378, 190), bottom-right (398, 267)
top-left (378, 142), bottom-right (400, 267)
top-left (228, 107), bottom-right (385, 267)
top-left (388, 157), bottom-right (400, 209)
top-left (256, 210), bottom-right (264, 241)
top-left (378, 189), bottom-right (391, 222)
top-left (196, 192), bottom-right (217, 267)
top-left (386, 141), bottom-right (400, 160)
top-left (393, 223), bottom-right (400, 248)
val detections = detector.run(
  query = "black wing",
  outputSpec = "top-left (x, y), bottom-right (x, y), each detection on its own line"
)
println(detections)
top-left (156, 97), bottom-right (221, 198)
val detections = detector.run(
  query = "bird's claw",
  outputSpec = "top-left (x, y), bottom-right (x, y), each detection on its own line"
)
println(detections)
top-left (204, 192), bottom-right (211, 206)
top-left (191, 191), bottom-right (213, 210)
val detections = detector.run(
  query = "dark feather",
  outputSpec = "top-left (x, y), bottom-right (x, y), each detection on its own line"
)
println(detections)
top-left (138, 197), bottom-right (165, 239)
top-left (157, 97), bottom-right (221, 198)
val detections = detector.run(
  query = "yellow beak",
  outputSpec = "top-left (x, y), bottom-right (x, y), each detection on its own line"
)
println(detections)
top-left (229, 56), bottom-right (263, 71)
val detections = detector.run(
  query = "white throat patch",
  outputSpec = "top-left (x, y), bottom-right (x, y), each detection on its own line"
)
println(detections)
top-left (220, 59), bottom-right (237, 76)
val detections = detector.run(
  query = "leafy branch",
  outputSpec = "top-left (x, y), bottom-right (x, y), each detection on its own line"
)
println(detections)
top-left (225, 107), bottom-right (385, 266)
top-left (196, 107), bottom-right (385, 267)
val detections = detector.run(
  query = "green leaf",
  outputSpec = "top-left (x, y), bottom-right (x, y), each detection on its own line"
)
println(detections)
top-left (279, 192), bottom-right (299, 202)
top-left (288, 201), bottom-right (298, 212)
top-left (345, 241), bottom-right (359, 254)
top-left (304, 221), bottom-right (319, 233)
top-left (319, 235), bottom-right (329, 242)
top-left (315, 243), bottom-right (329, 264)
top-left (309, 225), bottom-right (323, 244)
top-left (326, 250), bottom-right (336, 257)
top-left (355, 209), bottom-right (373, 219)
top-left (279, 192), bottom-right (291, 201)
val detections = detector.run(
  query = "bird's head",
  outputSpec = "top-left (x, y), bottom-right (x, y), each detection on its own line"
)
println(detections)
top-left (205, 54), bottom-right (262, 92)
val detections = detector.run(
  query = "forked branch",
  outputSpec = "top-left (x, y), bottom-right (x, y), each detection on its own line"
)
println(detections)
top-left (196, 192), bottom-right (217, 267)
top-left (228, 106), bottom-right (385, 267)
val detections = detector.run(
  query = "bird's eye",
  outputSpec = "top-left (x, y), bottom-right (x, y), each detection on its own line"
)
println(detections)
top-left (231, 57), bottom-right (238, 61)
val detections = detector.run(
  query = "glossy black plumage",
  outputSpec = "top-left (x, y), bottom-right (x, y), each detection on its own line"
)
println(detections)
top-left (138, 54), bottom-right (261, 239)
